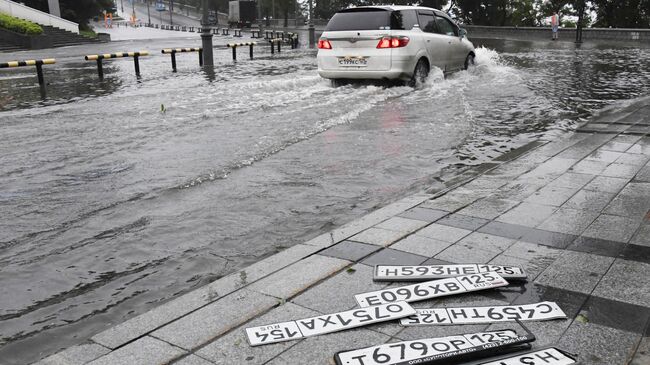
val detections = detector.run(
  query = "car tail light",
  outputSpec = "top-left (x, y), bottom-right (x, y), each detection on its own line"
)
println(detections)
top-left (377, 36), bottom-right (410, 48)
top-left (318, 39), bottom-right (332, 49)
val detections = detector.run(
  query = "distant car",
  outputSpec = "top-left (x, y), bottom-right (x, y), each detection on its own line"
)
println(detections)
top-left (317, 6), bottom-right (475, 86)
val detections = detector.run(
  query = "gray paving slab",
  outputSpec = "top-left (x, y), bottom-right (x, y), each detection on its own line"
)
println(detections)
top-left (603, 182), bottom-right (650, 218)
top-left (547, 172), bottom-right (595, 190)
top-left (601, 162), bottom-right (644, 178)
top-left (434, 242), bottom-right (501, 264)
top-left (195, 302), bottom-right (317, 365)
top-left (349, 227), bottom-right (410, 247)
top-left (361, 248), bottom-right (428, 267)
top-left (631, 337), bottom-right (650, 365)
top-left (35, 343), bottom-right (111, 365)
top-left (457, 198), bottom-right (520, 220)
top-left (524, 185), bottom-right (579, 207)
top-left (536, 207), bottom-right (600, 235)
top-left (436, 213), bottom-right (489, 231)
top-left (582, 175), bottom-right (630, 193)
top-left (535, 264), bottom-right (603, 294)
top-left (601, 141), bottom-right (634, 153)
top-left (559, 321), bottom-right (639, 365)
top-left (593, 259), bottom-right (650, 307)
top-left (496, 202), bottom-right (557, 227)
top-left (151, 289), bottom-right (278, 350)
top-left (390, 234), bottom-right (453, 257)
top-left (461, 175), bottom-right (512, 190)
top-left (586, 149), bottom-right (625, 163)
top-left (398, 207), bottom-right (448, 222)
top-left (562, 189), bottom-right (616, 212)
top-left (87, 336), bottom-right (185, 365)
top-left (318, 240), bottom-right (382, 262)
top-left (265, 327), bottom-right (390, 365)
top-left (248, 255), bottom-right (350, 299)
top-left (636, 165), bottom-right (650, 182)
top-left (570, 159), bottom-right (610, 175)
top-left (375, 216), bottom-right (430, 233)
top-left (501, 241), bottom-right (562, 263)
top-left (491, 181), bottom-right (545, 201)
top-left (628, 139), bottom-right (650, 155)
top-left (616, 152), bottom-right (650, 166)
top-left (551, 250), bottom-right (615, 273)
top-left (171, 355), bottom-right (214, 365)
top-left (419, 189), bottom-right (482, 212)
top-left (415, 223), bottom-right (472, 243)
top-left (457, 232), bottom-right (516, 253)
top-left (291, 264), bottom-right (386, 314)
top-left (630, 221), bottom-right (650, 247)
top-left (582, 214), bottom-right (642, 243)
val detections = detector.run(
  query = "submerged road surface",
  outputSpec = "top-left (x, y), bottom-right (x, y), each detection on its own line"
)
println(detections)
top-left (0, 38), bottom-right (649, 363)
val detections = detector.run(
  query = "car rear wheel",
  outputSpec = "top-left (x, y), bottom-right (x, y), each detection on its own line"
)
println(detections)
top-left (409, 59), bottom-right (429, 87)
top-left (464, 53), bottom-right (476, 70)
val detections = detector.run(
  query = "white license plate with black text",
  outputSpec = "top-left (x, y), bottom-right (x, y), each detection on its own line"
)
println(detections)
top-left (374, 264), bottom-right (526, 281)
top-left (338, 56), bottom-right (368, 67)
top-left (355, 272), bottom-right (508, 307)
top-left (245, 301), bottom-right (415, 346)
top-left (335, 330), bottom-right (519, 365)
top-left (477, 348), bottom-right (576, 365)
top-left (400, 301), bottom-right (566, 326)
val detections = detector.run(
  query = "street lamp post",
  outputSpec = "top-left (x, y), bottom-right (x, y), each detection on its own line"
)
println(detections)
top-left (147, 0), bottom-right (151, 25)
top-left (169, 0), bottom-right (174, 25)
top-left (120, 0), bottom-right (124, 13)
top-left (575, 0), bottom-right (585, 44)
top-left (201, 0), bottom-right (214, 66)
top-left (308, 0), bottom-right (314, 48)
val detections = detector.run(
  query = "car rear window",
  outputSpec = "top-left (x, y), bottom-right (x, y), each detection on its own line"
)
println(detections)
top-left (325, 8), bottom-right (391, 31)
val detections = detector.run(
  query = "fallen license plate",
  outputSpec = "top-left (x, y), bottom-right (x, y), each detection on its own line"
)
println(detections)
top-left (475, 348), bottom-right (577, 365)
top-left (338, 57), bottom-right (368, 67)
top-left (355, 272), bottom-right (508, 307)
top-left (400, 302), bottom-right (566, 326)
top-left (334, 328), bottom-right (534, 365)
top-left (374, 264), bottom-right (527, 281)
top-left (245, 301), bottom-right (415, 346)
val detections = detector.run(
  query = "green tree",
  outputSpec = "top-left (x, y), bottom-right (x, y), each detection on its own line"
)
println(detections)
top-left (591, 0), bottom-right (650, 27)
top-left (21, 0), bottom-right (115, 28)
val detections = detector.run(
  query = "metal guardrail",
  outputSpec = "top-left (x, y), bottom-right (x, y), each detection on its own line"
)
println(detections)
top-left (161, 48), bottom-right (203, 71)
top-left (0, 58), bottom-right (55, 85)
top-left (226, 42), bottom-right (257, 60)
top-left (84, 51), bottom-right (150, 78)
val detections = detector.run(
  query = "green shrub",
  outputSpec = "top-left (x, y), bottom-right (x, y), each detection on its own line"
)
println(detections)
top-left (0, 13), bottom-right (43, 35)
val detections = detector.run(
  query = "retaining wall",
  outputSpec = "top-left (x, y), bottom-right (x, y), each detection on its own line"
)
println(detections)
top-left (464, 25), bottom-right (650, 43)
top-left (0, 0), bottom-right (78, 33)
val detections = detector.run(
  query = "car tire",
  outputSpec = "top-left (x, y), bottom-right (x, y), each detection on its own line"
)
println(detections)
top-left (464, 53), bottom-right (476, 70)
top-left (331, 79), bottom-right (345, 87)
top-left (409, 59), bottom-right (429, 88)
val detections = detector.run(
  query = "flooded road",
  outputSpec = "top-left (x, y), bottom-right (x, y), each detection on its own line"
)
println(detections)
top-left (1, 38), bottom-right (649, 363)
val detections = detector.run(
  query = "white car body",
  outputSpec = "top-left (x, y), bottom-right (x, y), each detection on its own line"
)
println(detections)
top-left (317, 6), bottom-right (475, 82)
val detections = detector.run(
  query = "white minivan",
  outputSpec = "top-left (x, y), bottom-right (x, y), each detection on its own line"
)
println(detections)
top-left (317, 6), bottom-right (475, 85)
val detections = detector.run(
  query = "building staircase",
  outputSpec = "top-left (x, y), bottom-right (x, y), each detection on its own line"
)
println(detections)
top-left (41, 25), bottom-right (100, 47)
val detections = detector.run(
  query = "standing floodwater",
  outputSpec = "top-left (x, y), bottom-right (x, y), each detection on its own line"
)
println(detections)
top-left (0, 38), bottom-right (649, 364)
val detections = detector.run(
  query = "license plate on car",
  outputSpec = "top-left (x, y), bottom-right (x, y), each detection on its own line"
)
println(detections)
top-left (245, 301), bottom-right (415, 346)
top-left (374, 264), bottom-right (527, 281)
top-left (338, 56), bottom-right (368, 67)
top-left (477, 348), bottom-right (577, 365)
top-left (400, 302), bottom-right (567, 326)
top-left (355, 272), bottom-right (508, 307)
top-left (334, 329), bottom-right (523, 365)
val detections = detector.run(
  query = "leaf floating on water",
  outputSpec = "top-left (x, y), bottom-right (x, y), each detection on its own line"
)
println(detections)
top-left (346, 267), bottom-right (356, 274)
top-left (160, 103), bottom-right (166, 113)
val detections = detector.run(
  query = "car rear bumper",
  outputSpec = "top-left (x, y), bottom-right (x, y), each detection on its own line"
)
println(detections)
top-left (317, 54), bottom-right (416, 81)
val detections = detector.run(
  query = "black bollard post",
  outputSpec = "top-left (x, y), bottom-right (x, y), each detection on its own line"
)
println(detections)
top-left (134, 55), bottom-right (140, 76)
top-left (270, 40), bottom-right (274, 54)
top-left (35, 63), bottom-right (44, 85)
top-left (171, 52), bottom-right (177, 72)
top-left (277, 40), bottom-right (281, 53)
top-left (232, 45), bottom-right (237, 61)
top-left (198, 49), bottom-right (203, 66)
top-left (249, 44), bottom-right (254, 59)
top-left (96, 59), bottom-right (104, 79)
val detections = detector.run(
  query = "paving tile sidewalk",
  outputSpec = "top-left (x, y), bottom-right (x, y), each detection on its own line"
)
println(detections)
top-left (37, 98), bottom-right (650, 365)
